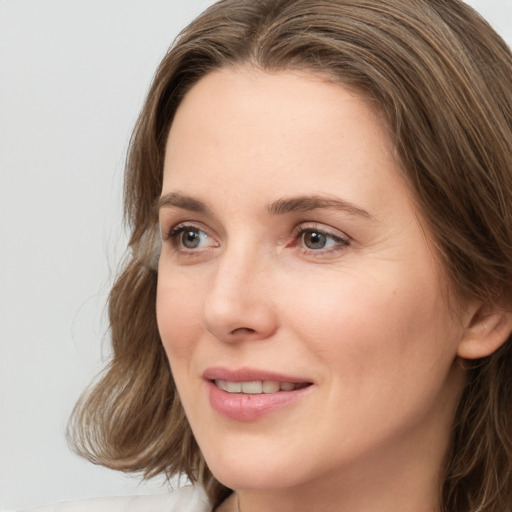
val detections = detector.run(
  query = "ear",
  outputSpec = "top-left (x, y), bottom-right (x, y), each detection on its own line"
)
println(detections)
top-left (457, 303), bottom-right (512, 359)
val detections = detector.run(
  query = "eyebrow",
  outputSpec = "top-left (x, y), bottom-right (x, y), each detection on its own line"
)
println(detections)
top-left (268, 195), bottom-right (373, 219)
top-left (157, 192), bottom-right (373, 220)
top-left (157, 192), bottom-right (211, 214)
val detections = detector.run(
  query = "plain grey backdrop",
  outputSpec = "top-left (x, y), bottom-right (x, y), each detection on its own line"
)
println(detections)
top-left (0, 0), bottom-right (511, 509)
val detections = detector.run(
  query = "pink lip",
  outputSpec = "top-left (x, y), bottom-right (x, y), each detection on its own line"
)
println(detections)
top-left (203, 366), bottom-right (311, 383)
top-left (203, 367), bottom-right (314, 421)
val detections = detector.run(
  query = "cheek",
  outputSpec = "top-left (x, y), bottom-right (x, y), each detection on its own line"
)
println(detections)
top-left (281, 268), bottom-right (462, 448)
top-left (281, 264), bottom-right (456, 378)
top-left (156, 275), bottom-right (203, 361)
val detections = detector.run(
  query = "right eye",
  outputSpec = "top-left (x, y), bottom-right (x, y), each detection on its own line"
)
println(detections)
top-left (167, 224), bottom-right (216, 252)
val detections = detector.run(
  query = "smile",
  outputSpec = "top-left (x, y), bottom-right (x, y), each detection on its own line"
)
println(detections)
top-left (214, 379), bottom-right (310, 394)
top-left (204, 369), bottom-right (314, 421)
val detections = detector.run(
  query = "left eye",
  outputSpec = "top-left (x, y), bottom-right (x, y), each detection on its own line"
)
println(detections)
top-left (170, 226), bottom-right (212, 250)
top-left (298, 228), bottom-right (348, 251)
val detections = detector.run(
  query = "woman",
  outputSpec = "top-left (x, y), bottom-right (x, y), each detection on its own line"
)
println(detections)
top-left (62, 0), bottom-right (512, 511)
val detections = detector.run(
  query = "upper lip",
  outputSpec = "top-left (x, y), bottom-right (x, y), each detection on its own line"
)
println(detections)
top-left (203, 366), bottom-right (313, 384)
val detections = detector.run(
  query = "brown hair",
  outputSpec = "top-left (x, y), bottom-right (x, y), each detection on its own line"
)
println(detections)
top-left (68, 1), bottom-right (512, 510)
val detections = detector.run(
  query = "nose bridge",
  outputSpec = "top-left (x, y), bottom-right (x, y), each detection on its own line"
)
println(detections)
top-left (202, 238), bottom-right (276, 341)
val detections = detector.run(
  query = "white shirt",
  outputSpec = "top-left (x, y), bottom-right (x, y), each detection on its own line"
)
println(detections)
top-left (16, 486), bottom-right (211, 512)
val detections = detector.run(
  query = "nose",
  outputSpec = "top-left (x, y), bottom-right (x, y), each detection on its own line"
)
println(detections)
top-left (202, 248), bottom-right (278, 343)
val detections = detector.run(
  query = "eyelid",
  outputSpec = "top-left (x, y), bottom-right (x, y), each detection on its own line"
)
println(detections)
top-left (160, 221), bottom-right (220, 259)
top-left (162, 220), bottom-right (212, 241)
top-left (160, 219), bottom-right (350, 260)
top-left (291, 222), bottom-right (350, 256)
top-left (292, 222), bottom-right (349, 241)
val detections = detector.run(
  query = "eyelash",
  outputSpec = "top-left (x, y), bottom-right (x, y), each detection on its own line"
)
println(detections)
top-left (290, 224), bottom-right (350, 257)
top-left (164, 222), bottom-right (350, 258)
top-left (166, 223), bottom-right (217, 254)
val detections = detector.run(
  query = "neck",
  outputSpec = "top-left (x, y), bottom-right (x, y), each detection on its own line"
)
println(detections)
top-left (235, 471), bottom-right (441, 512)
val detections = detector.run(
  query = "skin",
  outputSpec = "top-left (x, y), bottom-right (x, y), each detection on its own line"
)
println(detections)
top-left (156, 68), bottom-right (476, 512)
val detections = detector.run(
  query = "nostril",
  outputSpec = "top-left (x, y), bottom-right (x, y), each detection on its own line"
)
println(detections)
top-left (230, 327), bottom-right (256, 335)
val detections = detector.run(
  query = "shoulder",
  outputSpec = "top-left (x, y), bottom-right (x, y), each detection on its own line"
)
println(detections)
top-left (21, 486), bottom-right (210, 512)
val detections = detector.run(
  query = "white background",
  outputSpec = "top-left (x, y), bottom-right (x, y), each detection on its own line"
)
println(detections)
top-left (1, 0), bottom-right (511, 509)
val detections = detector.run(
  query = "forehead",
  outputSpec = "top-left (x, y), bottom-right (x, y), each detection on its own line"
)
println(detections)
top-left (163, 68), bottom-right (402, 198)
top-left (168, 67), bottom-right (388, 141)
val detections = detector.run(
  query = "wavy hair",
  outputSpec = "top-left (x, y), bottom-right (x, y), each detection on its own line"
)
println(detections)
top-left (68, 1), bottom-right (512, 510)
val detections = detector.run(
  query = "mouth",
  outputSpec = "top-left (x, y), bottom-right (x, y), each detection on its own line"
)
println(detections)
top-left (203, 367), bottom-right (314, 420)
top-left (213, 379), bottom-right (311, 394)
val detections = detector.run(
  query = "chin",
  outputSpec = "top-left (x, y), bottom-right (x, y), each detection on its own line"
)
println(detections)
top-left (209, 463), bottom-right (299, 492)
top-left (200, 441), bottom-right (320, 493)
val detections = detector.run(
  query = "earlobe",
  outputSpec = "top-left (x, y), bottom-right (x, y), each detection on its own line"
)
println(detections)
top-left (457, 303), bottom-right (512, 360)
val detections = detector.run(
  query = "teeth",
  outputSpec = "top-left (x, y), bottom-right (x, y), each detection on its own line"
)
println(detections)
top-left (215, 379), bottom-right (305, 394)
top-left (262, 381), bottom-right (280, 393)
top-left (241, 381), bottom-right (262, 394)
top-left (225, 381), bottom-right (242, 393)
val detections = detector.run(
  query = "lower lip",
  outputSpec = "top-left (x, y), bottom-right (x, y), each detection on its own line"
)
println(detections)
top-left (206, 380), bottom-right (312, 421)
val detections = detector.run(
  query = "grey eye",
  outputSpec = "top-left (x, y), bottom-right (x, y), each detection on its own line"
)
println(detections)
top-left (169, 225), bottom-right (212, 250)
top-left (303, 231), bottom-right (328, 250)
top-left (181, 229), bottom-right (202, 249)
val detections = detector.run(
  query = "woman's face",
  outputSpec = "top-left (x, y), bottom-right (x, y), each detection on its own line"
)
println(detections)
top-left (157, 68), bottom-right (467, 497)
